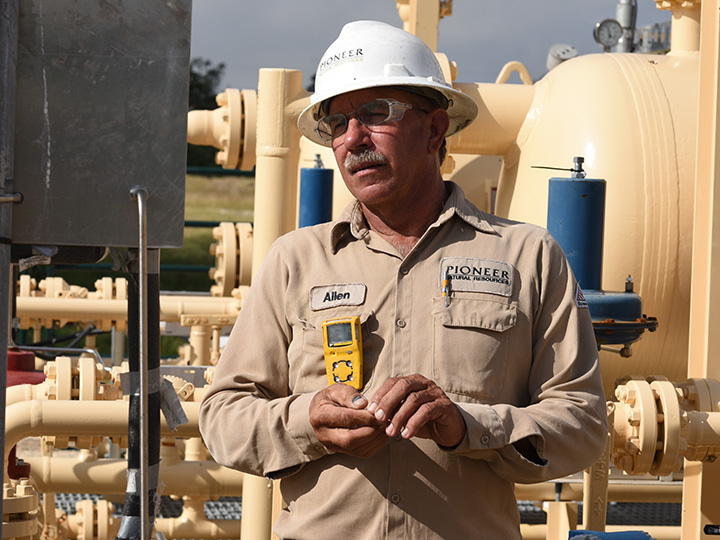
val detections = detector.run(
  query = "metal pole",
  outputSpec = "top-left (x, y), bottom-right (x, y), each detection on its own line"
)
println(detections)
top-left (0, 1), bottom-right (20, 535)
top-left (131, 185), bottom-right (150, 540)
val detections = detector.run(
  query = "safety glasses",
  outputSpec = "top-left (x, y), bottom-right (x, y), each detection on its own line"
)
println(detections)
top-left (315, 98), bottom-right (425, 142)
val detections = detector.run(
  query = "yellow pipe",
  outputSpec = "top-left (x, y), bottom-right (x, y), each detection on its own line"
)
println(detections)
top-left (189, 324), bottom-right (211, 366)
top-left (448, 82), bottom-right (535, 156)
top-left (61, 498), bottom-right (242, 540)
top-left (251, 68), bottom-right (309, 276)
top-left (5, 400), bottom-right (200, 463)
top-left (495, 61), bottom-right (534, 85)
top-left (23, 455), bottom-right (243, 498)
top-left (15, 294), bottom-right (240, 326)
top-left (241, 473), bottom-right (274, 540)
top-left (6, 383), bottom-right (44, 406)
top-left (669, 3), bottom-right (701, 54)
top-left (683, 0), bottom-right (720, 536)
top-left (515, 481), bottom-right (682, 504)
top-left (155, 497), bottom-right (242, 540)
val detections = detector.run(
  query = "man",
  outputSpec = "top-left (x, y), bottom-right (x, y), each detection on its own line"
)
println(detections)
top-left (200, 20), bottom-right (607, 539)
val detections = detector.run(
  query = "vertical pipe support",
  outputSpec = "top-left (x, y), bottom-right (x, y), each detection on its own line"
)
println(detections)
top-left (582, 402), bottom-right (614, 531)
top-left (682, 0), bottom-right (720, 537)
top-left (669, 3), bottom-right (701, 54)
top-left (188, 324), bottom-right (211, 366)
top-left (251, 68), bottom-right (308, 276)
top-left (405, 0), bottom-right (442, 51)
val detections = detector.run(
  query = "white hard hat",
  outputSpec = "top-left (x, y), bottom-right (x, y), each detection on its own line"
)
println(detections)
top-left (297, 20), bottom-right (478, 146)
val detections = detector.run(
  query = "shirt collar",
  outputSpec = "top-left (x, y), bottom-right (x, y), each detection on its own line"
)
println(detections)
top-left (329, 181), bottom-right (498, 253)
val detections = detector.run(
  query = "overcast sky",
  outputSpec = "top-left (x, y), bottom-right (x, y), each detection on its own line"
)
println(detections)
top-left (190, 0), bottom-right (671, 92)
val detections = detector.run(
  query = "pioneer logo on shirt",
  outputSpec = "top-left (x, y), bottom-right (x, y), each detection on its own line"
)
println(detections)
top-left (439, 257), bottom-right (514, 297)
top-left (309, 283), bottom-right (367, 311)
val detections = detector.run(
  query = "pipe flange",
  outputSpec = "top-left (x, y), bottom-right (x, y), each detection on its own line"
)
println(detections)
top-left (649, 379), bottom-right (683, 476)
top-left (239, 89), bottom-right (257, 171)
top-left (75, 499), bottom-right (95, 540)
top-left (209, 222), bottom-right (238, 297)
top-left (209, 221), bottom-right (254, 296)
top-left (613, 378), bottom-right (658, 474)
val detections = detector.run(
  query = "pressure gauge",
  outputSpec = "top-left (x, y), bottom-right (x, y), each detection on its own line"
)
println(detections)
top-left (594, 19), bottom-right (623, 50)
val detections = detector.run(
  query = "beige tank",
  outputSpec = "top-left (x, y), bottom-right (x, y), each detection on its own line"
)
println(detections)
top-left (485, 49), bottom-right (699, 396)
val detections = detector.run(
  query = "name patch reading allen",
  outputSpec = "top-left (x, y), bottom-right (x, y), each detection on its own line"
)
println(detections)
top-left (309, 283), bottom-right (367, 311)
top-left (439, 257), bottom-right (514, 297)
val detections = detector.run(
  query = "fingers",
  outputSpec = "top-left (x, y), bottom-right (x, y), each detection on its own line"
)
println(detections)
top-left (309, 384), bottom-right (388, 458)
top-left (368, 374), bottom-right (466, 448)
top-left (315, 425), bottom-right (389, 458)
top-left (310, 385), bottom-right (376, 430)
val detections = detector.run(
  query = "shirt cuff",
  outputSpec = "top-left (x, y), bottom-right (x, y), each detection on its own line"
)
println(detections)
top-left (440, 402), bottom-right (506, 456)
top-left (287, 391), bottom-right (333, 461)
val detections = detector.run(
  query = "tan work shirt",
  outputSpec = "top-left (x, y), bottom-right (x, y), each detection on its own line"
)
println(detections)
top-left (200, 182), bottom-right (607, 539)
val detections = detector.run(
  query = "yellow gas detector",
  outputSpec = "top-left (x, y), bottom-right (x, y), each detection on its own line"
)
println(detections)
top-left (322, 316), bottom-right (363, 389)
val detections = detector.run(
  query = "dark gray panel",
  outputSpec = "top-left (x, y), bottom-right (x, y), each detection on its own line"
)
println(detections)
top-left (13, 0), bottom-right (191, 248)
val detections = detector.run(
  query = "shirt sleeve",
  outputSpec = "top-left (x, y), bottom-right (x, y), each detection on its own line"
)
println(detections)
top-left (199, 242), bottom-right (330, 479)
top-left (443, 229), bottom-right (608, 484)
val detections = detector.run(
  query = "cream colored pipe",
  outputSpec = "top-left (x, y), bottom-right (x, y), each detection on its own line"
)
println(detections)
top-left (23, 455), bottom-right (243, 497)
top-left (155, 497), bottom-right (242, 540)
top-left (448, 82), bottom-right (535, 156)
top-left (251, 68), bottom-right (309, 275)
top-left (669, 2), bottom-right (700, 54)
top-left (189, 325), bottom-right (211, 366)
top-left (683, 0), bottom-right (720, 536)
top-left (15, 295), bottom-right (240, 324)
top-left (5, 400), bottom-right (200, 461)
top-left (247, 68), bottom-right (310, 540)
top-left (515, 481), bottom-right (682, 504)
top-left (61, 499), bottom-right (242, 540)
top-left (6, 383), bottom-right (44, 406)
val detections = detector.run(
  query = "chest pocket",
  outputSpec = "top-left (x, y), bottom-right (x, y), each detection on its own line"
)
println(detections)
top-left (431, 296), bottom-right (516, 402)
top-left (293, 310), bottom-right (376, 394)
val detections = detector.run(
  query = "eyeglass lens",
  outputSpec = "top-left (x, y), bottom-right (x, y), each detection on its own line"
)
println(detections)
top-left (317, 100), bottom-right (399, 141)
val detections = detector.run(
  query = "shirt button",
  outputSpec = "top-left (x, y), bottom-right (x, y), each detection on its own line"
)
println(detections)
top-left (390, 493), bottom-right (401, 504)
top-left (393, 434), bottom-right (402, 442)
top-left (399, 266), bottom-right (409, 275)
top-left (396, 319), bottom-right (406, 328)
top-left (481, 434), bottom-right (490, 445)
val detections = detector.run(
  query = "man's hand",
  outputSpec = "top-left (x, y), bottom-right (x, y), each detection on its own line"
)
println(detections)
top-left (309, 384), bottom-right (388, 458)
top-left (368, 374), bottom-right (466, 448)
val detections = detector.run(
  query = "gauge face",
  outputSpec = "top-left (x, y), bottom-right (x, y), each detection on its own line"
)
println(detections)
top-left (594, 19), bottom-right (623, 48)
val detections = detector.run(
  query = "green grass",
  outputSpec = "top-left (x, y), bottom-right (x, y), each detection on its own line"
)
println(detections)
top-left (183, 174), bottom-right (255, 223)
top-left (160, 174), bottom-right (255, 291)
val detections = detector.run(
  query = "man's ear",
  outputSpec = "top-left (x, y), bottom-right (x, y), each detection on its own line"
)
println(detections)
top-left (427, 109), bottom-right (450, 155)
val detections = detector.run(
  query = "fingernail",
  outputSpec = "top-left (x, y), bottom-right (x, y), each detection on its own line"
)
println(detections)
top-left (367, 402), bottom-right (377, 414)
top-left (386, 423), bottom-right (394, 436)
top-left (352, 394), bottom-right (367, 406)
top-left (375, 409), bottom-right (385, 421)
top-left (401, 427), bottom-right (410, 438)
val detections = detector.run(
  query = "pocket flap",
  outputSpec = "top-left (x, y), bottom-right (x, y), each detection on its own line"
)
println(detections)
top-left (432, 297), bottom-right (516, 332)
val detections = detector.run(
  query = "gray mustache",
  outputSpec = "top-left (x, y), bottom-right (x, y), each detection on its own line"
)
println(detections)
top-left (344, 150), bottom-right (388, 172)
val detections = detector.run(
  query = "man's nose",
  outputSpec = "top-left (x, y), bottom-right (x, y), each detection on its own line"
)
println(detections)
top-left (342, 117), bottom-right (371, 150)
